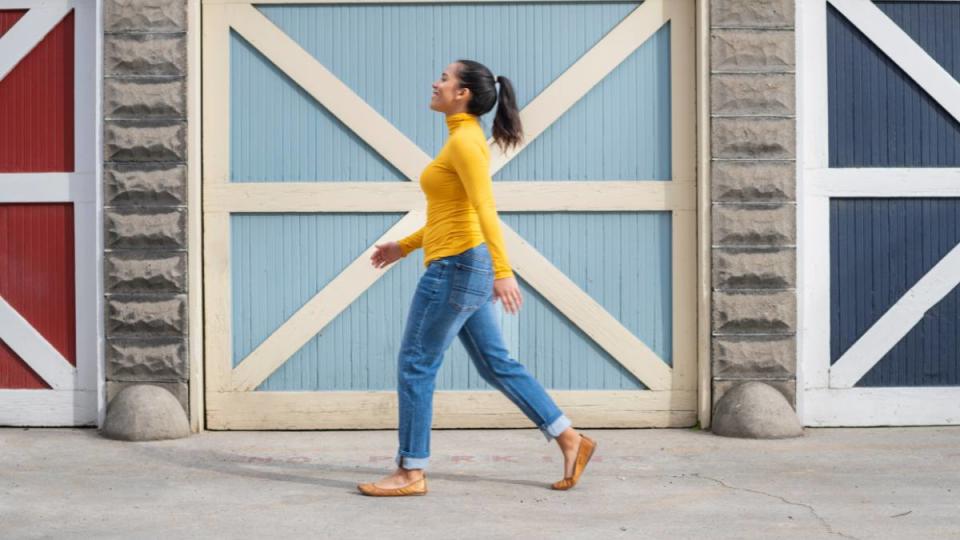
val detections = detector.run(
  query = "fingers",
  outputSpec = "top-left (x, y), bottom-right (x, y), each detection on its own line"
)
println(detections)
top-left (371, 242), bottom-right (402, 269)
top-left (496, 287), bottom-right (522, 314)
top-left (509, 289), bottom-right (523, 314)
top-left (370, 246), bottom-right (388, 269)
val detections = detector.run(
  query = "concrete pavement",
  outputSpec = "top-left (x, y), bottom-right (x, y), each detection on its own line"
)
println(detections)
top-left (1, 426), bottom-right (958, 539)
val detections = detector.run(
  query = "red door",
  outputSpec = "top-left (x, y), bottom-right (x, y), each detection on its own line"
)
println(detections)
top-left (0, 2), bottom-right (97, 425)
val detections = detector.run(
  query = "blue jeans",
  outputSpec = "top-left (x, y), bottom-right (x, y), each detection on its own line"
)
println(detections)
top-left (395, 242), bottom-right (572, 470)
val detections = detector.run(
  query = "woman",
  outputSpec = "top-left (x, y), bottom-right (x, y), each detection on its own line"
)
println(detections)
top-left (358, 60), bottom-right (596, 497)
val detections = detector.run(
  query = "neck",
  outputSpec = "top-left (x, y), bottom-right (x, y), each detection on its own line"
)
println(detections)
top-left (445, 111), bottom-right (476, 135)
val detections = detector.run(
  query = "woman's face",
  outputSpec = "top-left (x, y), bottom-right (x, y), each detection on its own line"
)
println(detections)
top-left (430, 62), bottom-right (470, 114)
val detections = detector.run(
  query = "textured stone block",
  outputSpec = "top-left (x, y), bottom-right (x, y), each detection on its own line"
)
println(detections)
top-left (713, 335), bottom-right (796, 378)
top-left (104, 121), bottom-right (186, 162)
top-left (711, 381), bottom-right (802, 438)
top-left (105, 163), bottom-right (187, 206)
top-left (712, 161), bottom-right (795, 202)
top-left (105, 0), bottom-right (187, 32)
top-left (712, 203), bottom-right (795, 246)
top-left (106, 251), bottom-right (186, 292)
top-left (713, 378), bottom-right (795, 409)
top-left (104, 78), bottom-right (186, 119)
top-left (711, 73), bottom-right (795, 116)
top-left (712, 117), bottom-right (796, 159)
top-left (105, 208), bottom-right (186, 249)
top-left (712, 0), bottom-right (794, 28)
top-left (713, 290), bottom-right (796, 334)
top-left (106, 295), bottom-right (187, 337)
top-left (712, 30), bottom-right (794, 72)
top-left (105, 381), bottom-right (188, 418)
top-left (106, 338), bottom-right (187, 381)
top-left (713, 247), bottom-right (795, 289)
top-left (104, 34), bottom-right (186, 76)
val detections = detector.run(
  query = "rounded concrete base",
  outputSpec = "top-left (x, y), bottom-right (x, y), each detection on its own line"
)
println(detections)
top-left (711, 381), bottom-right (803, 439)
top-left (101, 384), bottom-right (190, 441)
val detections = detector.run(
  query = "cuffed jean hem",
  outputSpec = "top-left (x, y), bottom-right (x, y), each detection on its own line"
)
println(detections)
top-left (395, 452), bottom-right (429, 470)
top-left (539, 413), bottom-right (572, 442)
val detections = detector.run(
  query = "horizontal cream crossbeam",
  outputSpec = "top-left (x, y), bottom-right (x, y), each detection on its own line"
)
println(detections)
top-left (204, 181), bottom-right (697, 213)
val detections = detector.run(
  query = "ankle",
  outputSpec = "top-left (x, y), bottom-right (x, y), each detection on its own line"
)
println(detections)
top-left (556, 428), bottom-right (580, 451)
top-left (397, 467), bottom-right (424, 480)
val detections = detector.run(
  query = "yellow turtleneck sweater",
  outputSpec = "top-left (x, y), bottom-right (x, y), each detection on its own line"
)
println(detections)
top-left (397, 112), bottom-right (514, 280)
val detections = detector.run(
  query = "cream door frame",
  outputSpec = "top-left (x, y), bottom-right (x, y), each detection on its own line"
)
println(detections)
top-left (202, 0), bottom-right (698, 429)
top-left (0, 0), bottom-right (101, 426)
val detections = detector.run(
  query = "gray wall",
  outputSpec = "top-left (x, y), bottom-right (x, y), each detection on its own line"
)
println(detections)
top-left (710, 0), bottom-right (798, 407)
top-left (103, 0), bottom-right (191, 413)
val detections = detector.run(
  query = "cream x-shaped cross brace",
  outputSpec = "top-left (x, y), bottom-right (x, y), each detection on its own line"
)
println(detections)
top-left (211, 0), bottom-right (687, 392)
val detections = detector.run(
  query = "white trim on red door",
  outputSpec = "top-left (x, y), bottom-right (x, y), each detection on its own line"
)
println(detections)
top-left (0, 298), bottom-right (78, 390)
top-left (0, 0), bottom-right (101, 427)
top-left (0, 0), bottom-right (74, 80)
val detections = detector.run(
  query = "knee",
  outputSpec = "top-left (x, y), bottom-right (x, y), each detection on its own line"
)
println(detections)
top-left (473, 364), bottom-right (499, 387)
top-left (397, 368), bottom-right (436, 397)
top-left (398, 362), bottom-right (430, 382)
top-left (484, 354), bottom-right (524, 377)
top-left (398, 353), bottom-right (442, 382)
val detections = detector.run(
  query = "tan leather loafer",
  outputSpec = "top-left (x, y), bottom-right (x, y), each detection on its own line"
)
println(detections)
top-left (357, 475), bottom-right (428, 497)
top-left (551, 434), bottom-right (597, 490)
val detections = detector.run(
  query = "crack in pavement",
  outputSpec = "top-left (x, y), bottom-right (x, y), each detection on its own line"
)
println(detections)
top-left (688, 473), bottom-right (860, 540)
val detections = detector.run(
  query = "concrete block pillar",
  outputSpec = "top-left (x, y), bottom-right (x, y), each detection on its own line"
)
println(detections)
top-left (709, 0), bottom-right (801, 436)
top-left (101, 0), bottom-right (191, 432)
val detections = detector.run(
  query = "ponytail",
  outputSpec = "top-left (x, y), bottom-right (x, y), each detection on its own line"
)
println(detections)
top-left (455, 59), bottom-right (524, 153)
top-left (491, 75), bottom-right (523, 153)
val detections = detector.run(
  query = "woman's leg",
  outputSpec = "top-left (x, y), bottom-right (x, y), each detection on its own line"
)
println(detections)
top-left (368, 259), bottom-right (475, 489)
top-left (457, 299), bottom-right (585, 478)
top-left (456, 300), bottom-right (572, 441)
top-left (394, 259), bottom-right (477, 470)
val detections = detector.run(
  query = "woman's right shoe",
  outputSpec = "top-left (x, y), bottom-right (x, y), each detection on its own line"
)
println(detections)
top-left (551, 434), bottom-right (597, 491)
top-left (357, 475), bottom-right (428, 497)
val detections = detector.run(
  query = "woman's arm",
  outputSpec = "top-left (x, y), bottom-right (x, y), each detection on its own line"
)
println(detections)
top-left (448, 136), bottom-right (514, 279)
top-left (397, 225), bottom-right (425, 256)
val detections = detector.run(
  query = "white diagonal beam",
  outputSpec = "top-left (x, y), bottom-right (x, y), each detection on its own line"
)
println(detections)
top-left (829, 0), bottom-right (960, 124)
top-left (0, 297), bottom-right (76, 389)
top-left (228, 4), bottom-right (431, 181)
top-left (230, 211), bottom-right (425, 391)
top-left (831, 243), bottom-right (960, 388)
top-left (0, 0), bottom-right (73, 81)
top-left (501, 227), bottom-right (673, 391)
top-left (489, 0), bottom-right (673, 174)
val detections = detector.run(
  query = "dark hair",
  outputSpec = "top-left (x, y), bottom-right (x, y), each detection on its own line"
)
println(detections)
top-left (454, 59), bottom-right (524, 153)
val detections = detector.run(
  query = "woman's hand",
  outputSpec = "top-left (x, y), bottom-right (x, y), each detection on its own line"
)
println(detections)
top-left (493, 275), bottom-right (523, 315)
top-left (370, 241), bottom-right (404, 269)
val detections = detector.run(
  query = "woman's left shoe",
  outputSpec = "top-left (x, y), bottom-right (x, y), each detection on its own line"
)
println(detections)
top-left (357, 475), bottom-right (428, 497)
top-left (551, 434), bottom-right (597, 491)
